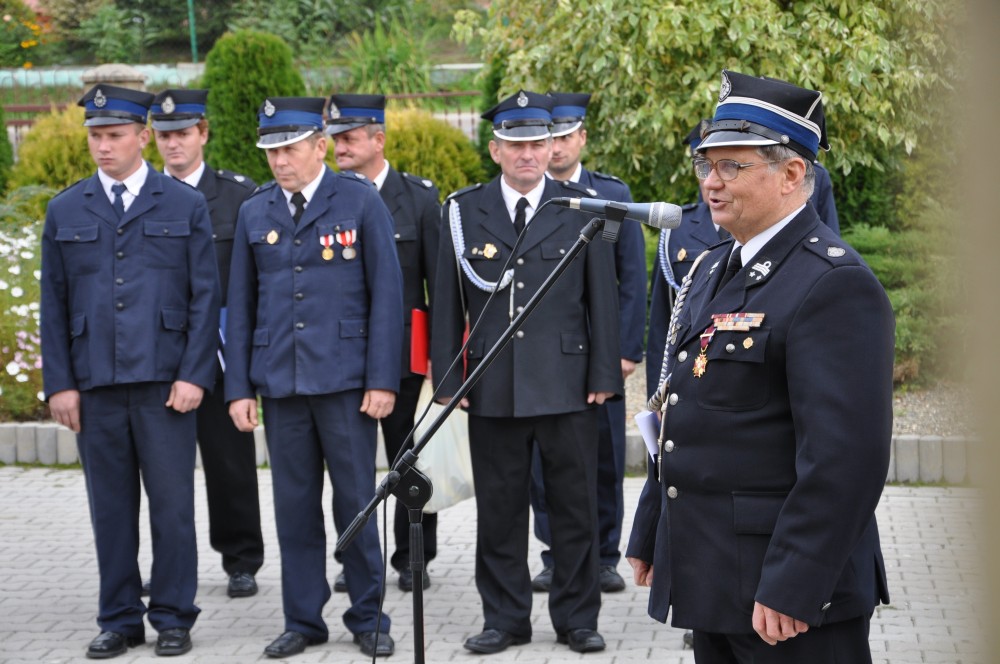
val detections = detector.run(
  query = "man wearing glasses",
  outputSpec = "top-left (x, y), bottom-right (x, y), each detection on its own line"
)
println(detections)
top-left (627, 71), bottom-right (894, 664)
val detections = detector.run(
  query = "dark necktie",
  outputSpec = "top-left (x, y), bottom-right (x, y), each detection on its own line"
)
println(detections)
top-left (513, 197), bottom-right (529, 235)
top-left (715, 248), bottom-right (743, 294)
top-left (291, 191), bottom-right (306, 225)
top-left (111, 182), bottom-right (126, 219)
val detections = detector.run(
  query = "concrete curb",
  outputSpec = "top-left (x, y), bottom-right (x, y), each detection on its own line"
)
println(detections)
top-left (0, 421), bottom-right (977, 484)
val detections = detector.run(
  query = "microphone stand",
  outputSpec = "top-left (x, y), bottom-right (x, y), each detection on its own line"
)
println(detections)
top-left (335, 204), bottom-right (628, 664)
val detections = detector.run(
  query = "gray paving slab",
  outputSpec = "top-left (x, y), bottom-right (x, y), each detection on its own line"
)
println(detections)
top-left (0, 467), bottom-right (985, 663)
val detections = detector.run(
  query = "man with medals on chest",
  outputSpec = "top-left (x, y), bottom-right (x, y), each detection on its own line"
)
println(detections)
top-left (626, 71), bottom-right (894, 664)
top-left (431, 90), bottom-right (622, 655)
top-left (224, 97), bottom-right (403, 659)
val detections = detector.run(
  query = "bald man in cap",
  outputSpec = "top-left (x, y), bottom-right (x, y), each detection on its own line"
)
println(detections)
top-left (627, 71), bottom-right (893, 663)
top-left (432, 89), bottom-right (622, 655)
top-left (150, 89), bottom-right (264, 600)
top-left (225, 97), bottom-right (402, 659)
top-left (41, 84), bottom-right (220, 658)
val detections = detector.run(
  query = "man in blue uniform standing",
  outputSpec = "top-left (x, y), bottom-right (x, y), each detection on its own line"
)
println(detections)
top-left (41, 84), bottom-right (220, 659)
top-left (225, 97), bottom-right (402, 659)
top-left (150, 89), bottom-right (265, 599)
top-left (530, 92), bottom-right (646, 595)
top-left (627, 71), bottom-right (893, 663)
top-left (325, 93), bottom-right (441, 593)
top-left (432, 90), bottom-right (622, 655)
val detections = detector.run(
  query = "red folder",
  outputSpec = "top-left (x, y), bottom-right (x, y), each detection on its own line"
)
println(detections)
top-left (410, 308), bottom-right (429, 375)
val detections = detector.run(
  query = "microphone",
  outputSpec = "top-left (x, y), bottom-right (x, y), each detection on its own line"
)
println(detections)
top-left (550, 197), bottom-right (682, 229)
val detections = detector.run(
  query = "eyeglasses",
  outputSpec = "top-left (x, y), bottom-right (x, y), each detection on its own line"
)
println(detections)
top-left (692, 157), bottom-right (785, 181)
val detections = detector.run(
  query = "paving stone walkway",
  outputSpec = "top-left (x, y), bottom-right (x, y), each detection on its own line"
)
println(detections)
top-left (0, 467), bottom-right (984, 663)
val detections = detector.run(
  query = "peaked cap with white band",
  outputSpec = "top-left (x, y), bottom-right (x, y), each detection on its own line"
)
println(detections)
top-left (697, 70), bottom-right (829, 161)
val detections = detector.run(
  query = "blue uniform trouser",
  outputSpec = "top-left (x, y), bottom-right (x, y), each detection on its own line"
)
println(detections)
top-left (77, 382), bottom-right (200, 636)
top-left (530, 399), bottom-right (626, 568)
top-left (262, 390), bottom-right (390, 642)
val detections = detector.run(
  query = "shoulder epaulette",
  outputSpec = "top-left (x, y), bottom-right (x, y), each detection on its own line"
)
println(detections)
top-left (51, 177), bottom-right (88, 201)
top-left (445, 182), bottom-right (482, 202)
top-left (402, 172), bottom-right (435, 190)
top-left (802, 237), bottom-right (860, 266)
top-left (590, 170), bottom-right (625, 184)
top-left (557, 179), bottom-right (598, 197)
top-left (249, 180), bottom-right (277, 198)
top-left (215, 169), bottom-right (255, 189)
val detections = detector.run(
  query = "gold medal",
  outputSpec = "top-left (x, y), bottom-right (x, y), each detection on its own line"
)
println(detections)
top-left (693, 351), bottom-right (708, 377)
top-left (342, 246), bottom-right (357, 260)
top-left (743, 337), bottom-right (753, 349)
top-left (483, 243), bottom-right (498, 259)
top-left (266, 230), bottom-right (279, 245)
top-left (322, 247), bottom-right (334, 261)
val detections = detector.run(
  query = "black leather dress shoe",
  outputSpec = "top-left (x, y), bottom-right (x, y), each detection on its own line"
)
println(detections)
top-left (599, 565), bottom-right (626, 593)
top-left (264, 631), bottom-right (320, 658)
top-left (397, 567), bottom-right (430, 592)
top-left (155, 628), bottom-right (192, 656)
top-left (354, 632), bottom-right (394, 657)
top-left (530, 566), bottom-right (552, 592)
top-left (227, 571), bottom-right (258, 598)
top-left (557, 628), bottom-right (606, 653)
top-left (463, 629), bottom-right (530, 654)
top-left (333, 571), bottom-right (347, 593)
top-left (86, 631), bottom-right (144, 659)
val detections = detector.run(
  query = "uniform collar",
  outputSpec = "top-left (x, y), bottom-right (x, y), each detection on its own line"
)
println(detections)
top-left (98, 160), bottom-right (149, 200)
top-left (282, 164), bottom-right (326, 208)
top-left (371, 159), bottom-right (390, 191)
top-left (499, 175), bottom-right (545, 223)
top-left (736, 203), bottom-right (806, 267)
top-left (167, 160), bottom-right (205, 188)
top-left (546, 161), bottom-right (582, 183)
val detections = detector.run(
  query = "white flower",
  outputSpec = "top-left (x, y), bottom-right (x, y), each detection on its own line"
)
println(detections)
top-left (5, 361), bottom-right (20, 376)
top-left (37, 391), bottom-right (45, 401)
top-left (11, 286), bottom-right (23, 297)
top-left (20, 251), bottom-right (34, 260)
top-left (8, 265), bottom-right (20, 275)
top-left (0, 279), bottom-right (8, 290)
top-left (15, 374), bottom-right (28, 383)
top-left (33, 270), bottom-right (40, 280)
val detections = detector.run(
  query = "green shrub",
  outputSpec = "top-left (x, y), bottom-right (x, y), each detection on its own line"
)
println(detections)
top-left (0, 209), bottom-right (45, 421)
top-left (0, 0), bottom-right (44, 67)
top-left (324, 108), bottom-right (484, 201)
top-left (202, 30), bottom-right (306, 185)
top-left (8, 106), bottom-right (91, 193)
top-left (342, 14), bottom-right (433, 95)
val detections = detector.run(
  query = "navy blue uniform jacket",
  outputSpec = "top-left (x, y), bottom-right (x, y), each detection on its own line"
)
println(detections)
top-left (627, 205), bottom-right (893, 633)
top-left (574, 169), bottom-right (646, 363)
top-left (431, 177), bottom-right (623, 417)
top-left (224, 168), bottom-right (403, 401)
top-left (41, 168), bottom-right (221, 395)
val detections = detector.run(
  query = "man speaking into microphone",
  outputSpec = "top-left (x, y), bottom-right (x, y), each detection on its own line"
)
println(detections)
top-left (431, 89), bottom-right (622, 655)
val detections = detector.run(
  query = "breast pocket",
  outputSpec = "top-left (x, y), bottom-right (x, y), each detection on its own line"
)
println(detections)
top-left (248, 227), bottom-right (286, 273)
top-left (540, 240), bottom-right (573, 261)
top-left (55, 224), bottom-right (101, 276)
top-left (393, 223), bottom-right (418, 267)
top-left (695, 328), bottom-right (770, 411)
top-left (143, 219), bottom-right (191, 269)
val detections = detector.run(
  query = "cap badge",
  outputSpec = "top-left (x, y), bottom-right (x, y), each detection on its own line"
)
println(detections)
top-left (161, 95), bottom-right (175, 114)
top-left (827, 246), bottom-right (846, 257)
top-left (719, 71), bottom-right (732, 103)
top-left (328, 102), bottom-right (340, 120)
top-left (94, 88), bottom-right (107, 108)
top-left (517, 91), bottom-right (529, 108)
top-left (263, 99), bottom-right (276, 117)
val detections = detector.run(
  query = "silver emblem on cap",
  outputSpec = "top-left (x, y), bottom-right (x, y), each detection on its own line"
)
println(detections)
top-left (263, 99), bottom-right (276, 117)
top-left (827, 246), bottom-right (846, 257)
top-left (328, 102), bottom-right (340, 120)
top-left (94, 88), bottom-right (107, 108)
top-left (517, 91), bottom-right (528, 108)
top-left (719, 72), bottom-right (732, 102)
top-left (162, 95), bottom-right (175, 114)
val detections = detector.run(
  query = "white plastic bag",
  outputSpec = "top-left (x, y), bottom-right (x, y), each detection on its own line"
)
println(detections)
top-left (413, 385), bottom-right (475, 513)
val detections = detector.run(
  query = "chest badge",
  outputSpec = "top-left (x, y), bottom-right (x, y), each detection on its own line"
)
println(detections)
top-left (483, 243), bottom-right (498, 259)
top-left (320, 233), bottom-right (335, 260)
top-left (337, 229), bottom-right (357, 260)
top-left (266, 230), bottom-right (279, 245)
top-left (677, 247), bottom-right (687, 261)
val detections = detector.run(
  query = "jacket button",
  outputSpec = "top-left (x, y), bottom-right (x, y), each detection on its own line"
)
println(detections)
top-left (116, 251), bottom-right (124, 259)
top-left (115, 278), bottom-right (124, 286)
top-left (516, 306), bottom-right (524, 314)
top-left (73, 234), bottom-right (80, 241)
top-left (115, 302), bottom-right (124, 311)
top-left (666, 486), bottom-right (678, 499)
top-left (294, 292), bottom-right (304, 301)
top-left (664, 440), bottom-right (674, 452)
top-left (294, 239), bottom-right (302, 246)
top-left (295, 322), bottom-right (305, 330)
top-left (515, 330), bottom-right (524, 339)
top-left (668, 393), bottom-right (679, 405)
top-left (212, 233), bottom-right (218, 240)
top-left (677, 350), bottom-right (688, 362)
top-left (516, 281), bottom-right (524, 289)
top-left (117, 228), bottom-right (124, 235)
top-left (726, 343), bottom-right (735, 353)
top-left (294, 265), bottom-right (303, 273)
top-left (394, 233), bottom-right (401, 239)
top-left (163, 228), bottom-right (170, 235)
top-left (559, 248), bottom-right (566, 255)
top-left (516, 258), bottom-right (524, 265)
